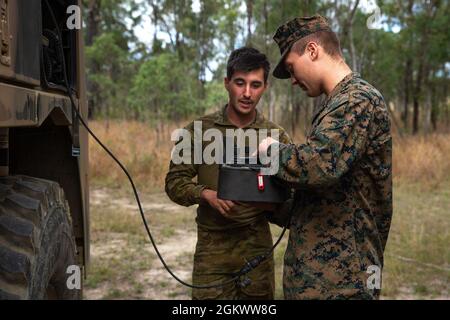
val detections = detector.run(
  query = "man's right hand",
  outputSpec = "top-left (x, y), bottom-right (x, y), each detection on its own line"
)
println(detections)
top-left (200, 189), bottom-right (235, 218)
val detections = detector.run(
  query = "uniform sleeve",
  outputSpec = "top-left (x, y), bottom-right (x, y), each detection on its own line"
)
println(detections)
top-left (267, 126), bottom-right (294, 228)
top-left (164, 125), bottom-right (207, 207)
top-left (276, 96), bottom-right (373, 189)
top-left (278, 127), bottom-right (292, 145)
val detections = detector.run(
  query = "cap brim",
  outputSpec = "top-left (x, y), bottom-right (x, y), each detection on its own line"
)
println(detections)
top-left (272, 46), bottom-right (292, 79)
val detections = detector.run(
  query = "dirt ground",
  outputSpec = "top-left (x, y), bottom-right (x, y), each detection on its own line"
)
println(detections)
top-left (84, 188), bottom-right (199, 299)
top-left (84, 186), bottom-right (449, 300)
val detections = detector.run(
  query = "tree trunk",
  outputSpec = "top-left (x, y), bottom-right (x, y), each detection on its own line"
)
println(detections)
top-left (86, 0), bottom-right (102, 118)
top-left (412, 75), bottom-right (421, 135)
top-left (348, 28), bottom-right (357, 71)
top-left (335, 0), bottom-right (360, 71)
top-left (86, 0), bottom-right (101, 46)
top-left (430, 89), bottom-right (438, 132)
top-left (348, 0), bottom-right (360, 71)
top-left (402, 0), bottom-right (414, 132)
top-left (427, 67), bottom-right (438, 132)
top-left (149, 0), bottom-right (161, 53)
top-left (172, 1), bottom-right (184, 61)
top-left (262, 0), bottom-right (274, 121)
top-left (402, 57), bottom-right (412, 130)
top-left (412, 1), bottom-right (436, 134)
top-left (245, 0), bottom-right (253, 45)
top-left (424, 92), bottom-right (431, 134)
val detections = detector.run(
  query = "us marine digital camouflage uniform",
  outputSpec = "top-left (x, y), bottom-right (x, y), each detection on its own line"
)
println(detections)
top-left (274, 72), bottom-right (392, 299)
top-left (165, 106), bottom-right (291, 299)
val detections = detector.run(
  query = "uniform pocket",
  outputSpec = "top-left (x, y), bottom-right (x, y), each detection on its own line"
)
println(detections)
top-left (240, 258), bottom-right (275, 299)
top-left (192, 286), bottom-right (224, 300)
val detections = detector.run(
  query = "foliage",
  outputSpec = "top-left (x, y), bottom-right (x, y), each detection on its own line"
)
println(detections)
top-left (83, 0), bottom-right (449, 133)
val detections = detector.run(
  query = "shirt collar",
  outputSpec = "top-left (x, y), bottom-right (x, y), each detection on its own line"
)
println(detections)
top-left (214, 104), bottom-right (265, 128)
top-left (326, 72), bottom-right (360, 102)
top-left (311, 72), bottom-right (360, 125)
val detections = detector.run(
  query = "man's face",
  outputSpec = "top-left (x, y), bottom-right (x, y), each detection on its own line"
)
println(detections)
top-left (284, 46), bottom-right (322, 97)
top-left (224, 68), bottom-right (267, 116)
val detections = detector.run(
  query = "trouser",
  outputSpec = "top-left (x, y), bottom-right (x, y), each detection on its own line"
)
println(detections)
top-left (192, 219), bottom-right (275, 300)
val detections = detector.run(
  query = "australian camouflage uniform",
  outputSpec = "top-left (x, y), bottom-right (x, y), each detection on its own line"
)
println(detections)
top-left (165, 106), bottom-right (291, 299)
top-left (274, 72), bottom-right (392, 299)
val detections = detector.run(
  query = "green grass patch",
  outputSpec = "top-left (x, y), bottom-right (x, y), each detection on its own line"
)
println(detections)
top-left (382, 181), bottom-right (449, 298)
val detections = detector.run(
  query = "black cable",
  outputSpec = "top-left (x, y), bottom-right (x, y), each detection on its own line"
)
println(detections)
top-left (44, 0), bottom-right (289, 290)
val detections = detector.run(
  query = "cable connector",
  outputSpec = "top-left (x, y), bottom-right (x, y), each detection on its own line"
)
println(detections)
top-left (239, 255), bottom-right (266, 275)
top-left (236, 277), bottom-right (252, 288)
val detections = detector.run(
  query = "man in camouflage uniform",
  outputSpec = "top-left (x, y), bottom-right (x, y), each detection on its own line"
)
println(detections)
top-left (165, 47), bottom-right (291, 299)
top-left (257, 15), bottom-right (392, 299)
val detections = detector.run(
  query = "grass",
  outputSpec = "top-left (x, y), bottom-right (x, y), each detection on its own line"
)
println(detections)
top-left (85, 120), bottom-right (450, 299)
top-left (393, 133), bottom-right (450, 188)
top-left (84, 260), bottom-right (117, 288)
top-left (89, 120), bottom-right (450, 192)
top-left (382, 181), bottom-right (450, 299)
top-left (269, 182), bottom-right (450, 300)
top-left (271, 226), bottom-right (289, 300)
top-left (89, 120), bottom-right (175, 193)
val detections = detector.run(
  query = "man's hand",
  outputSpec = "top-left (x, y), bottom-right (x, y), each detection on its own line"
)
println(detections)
top-left (252, 137), bottom-right (279, 156)
top-left (201, 189), bottom-right (235, 217)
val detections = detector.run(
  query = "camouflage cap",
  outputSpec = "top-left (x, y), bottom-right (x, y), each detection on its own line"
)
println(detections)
top-left (272, 15), bottom-right (332, 79)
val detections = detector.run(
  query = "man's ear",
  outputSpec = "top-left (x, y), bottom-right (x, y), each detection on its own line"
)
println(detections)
top-left (224, 77), bottom-right (230, 90)
top-left (306, 41), bottom-right (319, 61)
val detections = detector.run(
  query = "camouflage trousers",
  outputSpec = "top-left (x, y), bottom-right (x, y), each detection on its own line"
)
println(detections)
top-left (192, 219), bottom-right (275, 300)
top-left (283, 217), bottom-right (380, 300)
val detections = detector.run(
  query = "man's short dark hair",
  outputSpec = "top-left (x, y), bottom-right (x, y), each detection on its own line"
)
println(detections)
top-left (227, 47), bottom-right (270, 82)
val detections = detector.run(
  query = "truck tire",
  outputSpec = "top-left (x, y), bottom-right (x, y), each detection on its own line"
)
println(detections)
top-left (0, 175), bottom-right (81, 299)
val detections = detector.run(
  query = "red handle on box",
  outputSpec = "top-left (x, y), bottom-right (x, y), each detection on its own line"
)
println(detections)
top-left (257, 173), bottom-right (265, 191)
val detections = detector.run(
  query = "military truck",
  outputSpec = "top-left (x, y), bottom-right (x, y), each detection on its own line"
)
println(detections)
top-left (0, 0), bottom-right (89, 299)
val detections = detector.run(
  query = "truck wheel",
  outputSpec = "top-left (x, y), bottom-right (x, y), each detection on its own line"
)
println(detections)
top-left (0, 175), bottom-right (81, 299)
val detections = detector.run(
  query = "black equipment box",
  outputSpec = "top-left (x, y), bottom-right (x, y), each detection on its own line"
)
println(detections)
top-left (218, 163), bottom-right (288, 203)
